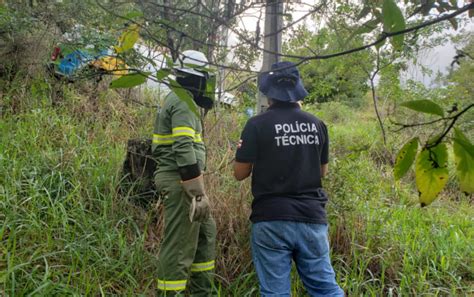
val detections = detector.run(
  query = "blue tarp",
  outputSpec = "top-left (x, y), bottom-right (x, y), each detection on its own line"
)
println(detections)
top-left (57, 50), bottom-right (93, 76)
top-left (56, 49), bottom-right (110, 77)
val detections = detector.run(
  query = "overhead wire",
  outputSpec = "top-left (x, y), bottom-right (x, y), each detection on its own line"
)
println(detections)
top-left (92, 0), bottom-right (473, 94)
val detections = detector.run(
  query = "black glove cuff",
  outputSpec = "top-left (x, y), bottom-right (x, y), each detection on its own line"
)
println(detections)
top-left (179, 163), bottom-right (201, 181)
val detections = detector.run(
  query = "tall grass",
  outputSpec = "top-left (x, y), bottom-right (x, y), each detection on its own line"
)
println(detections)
top-left (0, 83), bottom-right (472, 296)
top-left (1, 87), bottom-right (158, 295)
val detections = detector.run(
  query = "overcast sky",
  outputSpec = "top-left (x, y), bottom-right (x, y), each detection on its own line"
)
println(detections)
top-left (403, 22), bottom-right (473, 87)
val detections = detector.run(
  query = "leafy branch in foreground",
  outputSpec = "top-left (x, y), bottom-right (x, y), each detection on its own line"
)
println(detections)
top-left (393, 102), bottom-right (473, 206)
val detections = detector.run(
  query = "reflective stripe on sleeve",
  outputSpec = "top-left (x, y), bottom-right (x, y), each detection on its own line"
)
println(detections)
top-left (172, 126), bottom-right (195, 138)
top-left (194, 133), bottom-right (203, 143)
top-left (153, 131), bottom-right (203, 146)
top-left (153, 134), bottom-right (174, 145)
top-left (157, 279), bottom-right (187, 291)
top-left (190, 260), bottom-right (215, 272)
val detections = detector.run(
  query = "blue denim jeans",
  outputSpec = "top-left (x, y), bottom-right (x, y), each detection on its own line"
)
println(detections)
top-left (251, 221), bottom-right (344, 297)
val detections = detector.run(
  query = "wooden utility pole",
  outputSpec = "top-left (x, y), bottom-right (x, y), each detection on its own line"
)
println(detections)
top-left (257, 0), bottom-right (283, 113)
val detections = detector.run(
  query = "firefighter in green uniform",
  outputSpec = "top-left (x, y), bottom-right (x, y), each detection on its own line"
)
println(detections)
top-left (152, 50), bottom-right (217, 296)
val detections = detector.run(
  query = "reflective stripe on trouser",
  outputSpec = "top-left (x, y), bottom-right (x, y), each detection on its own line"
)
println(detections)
top-left (191, 260), bottom-right (215, 272)
top-left (157, 279), bottom-right (187, 291)
top-left (155, 171), bottom-right (217, 297)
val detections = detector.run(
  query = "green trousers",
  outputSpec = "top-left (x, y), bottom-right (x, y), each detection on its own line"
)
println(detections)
top-left (155, 171), bottom-right (217, 297)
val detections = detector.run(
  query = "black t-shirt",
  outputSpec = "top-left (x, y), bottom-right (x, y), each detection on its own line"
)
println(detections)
top-left (236, 102), bottom-right (329, 224)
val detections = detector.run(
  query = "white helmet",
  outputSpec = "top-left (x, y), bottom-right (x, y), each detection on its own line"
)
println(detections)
top-left (174, 50), bottom-right (209, 77)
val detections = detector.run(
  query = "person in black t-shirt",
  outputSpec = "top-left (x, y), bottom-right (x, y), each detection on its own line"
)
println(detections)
top-left (234, 61), bottom-right (344, 297)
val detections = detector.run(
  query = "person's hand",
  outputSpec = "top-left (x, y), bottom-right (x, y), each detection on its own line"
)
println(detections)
top-left (189, 194), bottom-right (210, 223)
top-left (181, 175), bottom-right (210, 223)
top-left (237, 139), bottom-right (243, 149)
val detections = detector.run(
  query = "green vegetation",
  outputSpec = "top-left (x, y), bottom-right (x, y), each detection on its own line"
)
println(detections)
top-left (284, 26), bottom-right (373, 107)
top-left (1, 0), bottom-right (473, 295)
top-left (1, 83), bottom-right (472, 295)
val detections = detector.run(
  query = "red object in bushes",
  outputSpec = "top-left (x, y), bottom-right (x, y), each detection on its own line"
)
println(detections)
top-left (51, 47), bottom-right (61, 61)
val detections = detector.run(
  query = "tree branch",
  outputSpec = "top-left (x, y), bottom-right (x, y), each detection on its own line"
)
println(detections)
top-left (96, 1), bottom-right (473, 75)
top-left (391, 103), bottom-right (473, 133)
top-left (369, 52), bottom-right (387, 146)
top-left (295, 3), bottom-right (474, 63)
top-left (426, 103), bottom-right (473, 148)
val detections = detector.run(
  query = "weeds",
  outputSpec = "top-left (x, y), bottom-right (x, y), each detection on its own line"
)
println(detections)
top-left (0, 84), bottom-right (472, 295)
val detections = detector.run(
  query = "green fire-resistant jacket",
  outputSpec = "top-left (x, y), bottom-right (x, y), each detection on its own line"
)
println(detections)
top-left (152, 91), bottom-right (206, 173)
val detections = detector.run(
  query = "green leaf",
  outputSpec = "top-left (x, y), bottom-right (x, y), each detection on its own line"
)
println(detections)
top-left (110, 72), bottom-right (149, 88)
top-left (382, 0), bottom-right (406, 50)
top-left (205, 74), bottom-right (216, 102)
top-left (195, 65), bottom-right (214, 74)
top-left (353, 19), bottom-right (380, 36)
top-left (453, 128), bottom-right (474, 193)
top-left (415, 143), bottom-right (449, 207)
top-left (116, 24), bottom-right (139, 53)
top-left (400, 100), bottom-right (444, 117)
top-left (357, 5), bottom-right (372, 20)
top-left (165, 56), bottom-right (174, 68)
top-left (125, 10), bottom-right (143, 20)
top-left (394, 137), bottom-right (419, 180)
top-left (156, 69), bottom-right (170, 81)
top-left (452, 129), bottom-right (474, 159)
top-left (169, 79), bottom-right (199, 117)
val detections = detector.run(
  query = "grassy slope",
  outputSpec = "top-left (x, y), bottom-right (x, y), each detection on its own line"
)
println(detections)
top-left (0, 88), bottom-right (472, 296)
top-left (313, 103), bottom-right (473, 296)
